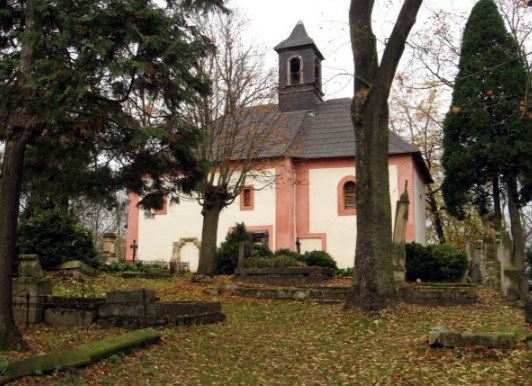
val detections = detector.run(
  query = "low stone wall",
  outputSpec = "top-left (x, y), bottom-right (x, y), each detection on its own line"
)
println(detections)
top-left (220, 283), bottom-right (477, 306)
top-left (233, 267), bottom-right (336, 286)
top-left (2, 328), bottom-right (160, 384)
top-left (232, 286), bottom-right (348, 303)
top-left (397, 284), bottom-right (477, 306)
top-left (429, 325), bottom-right (516, 349)
top-left (99, 291), bottom-right (225, 328)
top-left (28, 289), bottom-right (225, 328)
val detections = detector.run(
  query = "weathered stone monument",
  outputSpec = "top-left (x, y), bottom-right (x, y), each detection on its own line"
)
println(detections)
top-left (101, 232), bottom-right (118, 263)
top-left (498, 232), bottom-right (519, 300)
top-left (470, 242), bottom-right (482, 284)
top-left (13, 254), bottom-right (52, 324)
top-left (392, 184), bottom-right (409, 282)
top-left (481, 214), bottom-right (500, 289)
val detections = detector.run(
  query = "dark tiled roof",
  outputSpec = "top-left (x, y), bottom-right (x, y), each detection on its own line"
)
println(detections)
top-left (288, 98), bottom-right (420, 158)
top-left (222, 98), bottom-right (432, 183)
top-left (285, 97), bottom-right (432, 183)
top-left (274, 22), bottom-right (324, 60)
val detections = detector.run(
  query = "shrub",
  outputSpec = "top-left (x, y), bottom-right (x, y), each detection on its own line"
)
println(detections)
top-left (405, 242), bottom-right (468, 282)
top-left (214, 223), bottom-right (272, 275)
top-left (428, 244), bottom-right (468, 281)
top-left (17, 209), bottom-right (98, 271)
top-left (100, 261), bottom-right (146, 273)
top-left (301, 250), bottom-right (337, 269)
top-left (405, 242), bottom-right (435, 281)
top-left (246, 254), bottom-right (298, 268)
top-left (274, 248), bottom-right (301, 260)
top-left (336, 267), bottom-right (353, 277)
top-left (251, 244), bottom-right (273, 259)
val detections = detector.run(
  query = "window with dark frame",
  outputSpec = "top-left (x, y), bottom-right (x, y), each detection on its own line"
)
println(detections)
top-left (344, 181), bottom-right (356, 209)
top-left (243, 187), bottom-right (252, 207)
top-left (290, 57), bottom-right (302, 84)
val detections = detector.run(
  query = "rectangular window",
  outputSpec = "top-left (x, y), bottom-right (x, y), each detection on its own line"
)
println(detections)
top-left (240, 186), bottom-right (254, 211)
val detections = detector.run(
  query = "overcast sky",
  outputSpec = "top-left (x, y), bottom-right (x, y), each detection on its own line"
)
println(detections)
top-left (228, 0), bottom-right (478, 99)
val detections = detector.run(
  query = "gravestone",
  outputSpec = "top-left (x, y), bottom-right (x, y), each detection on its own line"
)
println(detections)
top-left (13, 254), bottom-right (52, 324)
top-left (101, 233), bottom-right (118, 263)
top-left (470, 242), bottom-right (482, 284)
top-left (238, 242), bottom-right (254, 267)
top-left (392, 184), bottom-right (409, 282)
top-left (498, 232), bottom-right (519, 300)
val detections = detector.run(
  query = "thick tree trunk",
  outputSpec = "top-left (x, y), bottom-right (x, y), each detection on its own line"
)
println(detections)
top-left (347, 98), bottom-right (395, 310)
top-left (0, 0), bottom-right (37, 350)
top-left (345, 0), bottom-right (423, 311)
top-left (0, 139), bottom-right (28, 350)
top-left (197, 196), bottom-right (224, 276)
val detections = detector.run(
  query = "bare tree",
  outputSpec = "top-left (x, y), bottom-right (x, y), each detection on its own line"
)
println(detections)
top-left (184, 10), bottom-right (286, 275)
top-left (344, 0), bottom-right (423, 311)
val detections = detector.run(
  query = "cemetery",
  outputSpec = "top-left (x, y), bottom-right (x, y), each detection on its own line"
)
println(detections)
top-left (3, 189), bottom-right (530, 385)
top-left (2, 231), bottom-right (530, 385)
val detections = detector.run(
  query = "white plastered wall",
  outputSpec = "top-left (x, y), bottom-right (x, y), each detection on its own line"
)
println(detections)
top-left (307, 165), bottom-right (398, 269)
top-left (137, 169), bottom-right (277, 263)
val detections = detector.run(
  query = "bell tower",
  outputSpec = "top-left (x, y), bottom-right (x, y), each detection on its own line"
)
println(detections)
top-left (274, 21), bottom-right (324, 113)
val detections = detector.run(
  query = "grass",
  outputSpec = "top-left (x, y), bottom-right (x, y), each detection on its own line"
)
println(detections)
top-left (5, 273), bottom-right (532, 385)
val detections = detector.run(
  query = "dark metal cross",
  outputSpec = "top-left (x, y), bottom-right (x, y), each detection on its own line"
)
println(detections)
top-left (130, 239), bottom-right (138, 262)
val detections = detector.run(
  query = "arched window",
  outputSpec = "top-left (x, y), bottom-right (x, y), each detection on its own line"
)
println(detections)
top-left (289, 57), bottom-right (302, 85)
top-left (337, 176), bottom-right (356, 216)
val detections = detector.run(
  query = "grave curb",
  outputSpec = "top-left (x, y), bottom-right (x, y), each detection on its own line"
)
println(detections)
top-left (1, 328), bottom-right (160, 385)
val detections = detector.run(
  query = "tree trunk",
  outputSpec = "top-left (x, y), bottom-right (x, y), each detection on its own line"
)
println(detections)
top-left (197, 196), bottom-right (225, 276)
top-left (492, 177), bottom-right (502, 231)
top-left (0, 0), bottom-right (38, 350)
top-left (427, 185), bottom-right (446, 244)
top-left (345, 0), bottom-right (423, 311)
top-left (0, 139), bottom-right (28, 350)
top-left (505, 176), bottom-right (526, 297)
top-left (347, 97), bottom-right (395, 310)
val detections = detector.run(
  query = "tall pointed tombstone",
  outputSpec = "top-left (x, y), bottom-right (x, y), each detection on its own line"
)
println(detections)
top-left (392, 183), bottom-right (409, 282)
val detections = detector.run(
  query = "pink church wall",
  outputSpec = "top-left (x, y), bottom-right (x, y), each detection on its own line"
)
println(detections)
top-left (125, 192), bottom-right (139, 261)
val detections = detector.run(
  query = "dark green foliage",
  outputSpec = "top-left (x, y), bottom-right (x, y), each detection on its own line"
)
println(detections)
top-left (442, 0), bottom-right (532, 219)
top-left (17, 209), bottom-right (98, 271)
top-left (99, 262), bottom-right (146, 273)
top-left (214, 223), bottom-right (250, 275)
top-left (301, 250), bottom-right (338, 270)
top-left (214, 224), bottom-right (340, 274)
top-left (405, 242), bottom-right (435, 282)
top-left (274, 248), bottom-right (301, 260)
top-left (1, 0), bottom-right (224, 213)
top-left (336, 267), bottom-right (354, 277)
top-left (251, 244), bottom-right (273, 259)
top-left (405, 242), bottom-right (468, 282)
top-left (429, 244), bottom-right (468, 281)
top-left (245, 255), bottom-right (299, 268)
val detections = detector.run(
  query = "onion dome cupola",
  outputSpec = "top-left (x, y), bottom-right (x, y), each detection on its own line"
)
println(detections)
top-left (274, 21), bottom-right (324, 113)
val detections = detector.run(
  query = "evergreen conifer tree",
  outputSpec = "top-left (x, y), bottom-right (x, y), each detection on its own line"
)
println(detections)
top-left (442, 0), bottom-right (531, 283)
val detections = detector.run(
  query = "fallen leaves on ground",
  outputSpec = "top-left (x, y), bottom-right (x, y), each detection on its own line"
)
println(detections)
top-left (4, 274), bottom-right (531, 385)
